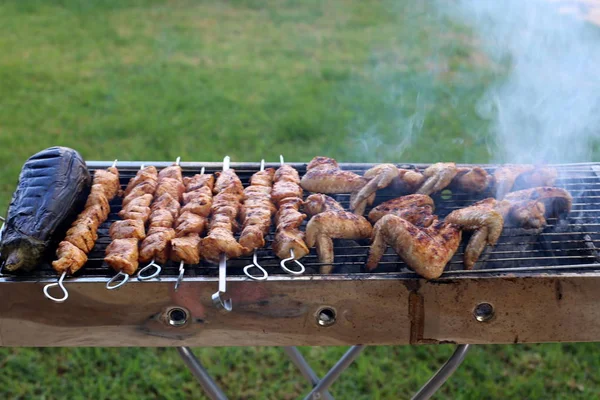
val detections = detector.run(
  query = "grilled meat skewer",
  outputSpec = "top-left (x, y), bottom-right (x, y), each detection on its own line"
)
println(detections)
top-left (239, 167), bottom-right (276, 254)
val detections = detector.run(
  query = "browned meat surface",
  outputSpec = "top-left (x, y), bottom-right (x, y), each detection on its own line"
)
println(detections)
top-left (171, 234), bottom-right (202, 264)
top-left (124, 166), bottom-right (158, 197)
top-left (239, 168), bottom-right (276, 253)
top-left (498, 187), bottom-right (572, 228)
top-left (54, 166), bottom-right (121, 275)
top-left (450, 167), bottom-right (492, 193)
top-left (493, 164), bottom-right (535, 199)
top-left (200, 169), bottom-right (246, 263)
top-left (300, 156), bottom-right (365, 194)
top-left (271, 165), bottom-right (303, 203)
top-left (368, 194), bottom-right (436, 227)
top-left (303, 193), bottom-right (345, 215)
top-left (184, 174), bottom-right (215, 192)
top-left (159, 165), bottom-right (183, 181)
top-left (139, 227), bottom-right (176, 263)
top-left (272, 197), bottom-right (309, 260)
top-left (367, 216), bottom-right (462, 279)
top-left (151, 193), bottom-right (181, 219)
top-left (52, 241), bottom-right (88, 275)
top-left (416, 162), bottom-right (457, 195)
top-left (105, 238), bottom-right (139, 275)
top-left (350, 164), bottom-right (399, 215)
top-left (175, 211), bottom-right (207, 237)
top-left (445, 202), bottom-right (504, 269)
top-left (305, 194), bottom-right (372, 274)
top-left (109, 219), bottom-right (146, 240)
top-left (396, 168), bottom-right (426, 193)
top-left (513, 166), bottom-right (557, 191)
top-left (154, 178), bottom-right (185, 202)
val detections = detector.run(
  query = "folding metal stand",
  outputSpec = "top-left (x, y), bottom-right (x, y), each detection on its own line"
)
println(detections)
top-left (176, 345), bottom-right (471, 400)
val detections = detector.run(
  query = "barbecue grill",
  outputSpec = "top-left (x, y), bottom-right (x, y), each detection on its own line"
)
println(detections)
top-left (1, 160), bottom-right (599, 399)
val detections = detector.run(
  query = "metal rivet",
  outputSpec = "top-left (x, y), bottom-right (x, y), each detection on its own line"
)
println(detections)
top-left (474, 302), bottom-right (494, 322)
top-left (167, 307), bottom-right (189, 327)
top-left (316, 307), bottom-right (336, 327)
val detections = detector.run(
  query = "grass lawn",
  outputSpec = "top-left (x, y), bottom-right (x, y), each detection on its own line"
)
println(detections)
top-left (0, 0), bottom-right (599, 398)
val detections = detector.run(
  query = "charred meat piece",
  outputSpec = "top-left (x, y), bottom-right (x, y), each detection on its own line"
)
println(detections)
top-left (367, 216), bottom-right (462, 279)
top-left (305, 194), bottom-right (372, 274)
top-left (300, 156), bottom-right (365, 194)
top-left (175, 211), bottom-right (207, 237)
top-left (1, 147), bottom-right (91, 272)
top-left (105, 238), bottom-right (139, 275)
top-left (497, 187), bottom-right (572, 228)
top-left (368, 194), bottom-right (436, 227)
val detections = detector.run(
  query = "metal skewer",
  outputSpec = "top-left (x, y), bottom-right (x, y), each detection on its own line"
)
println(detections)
top-left (243, 159), bottom-right (269, 281)
top-left (212, 156), bottom-right (233, 312)
top-left (278, 154), bottom-right (306, 276)
top-left (45, 159), bottom-right (119, 301)
top-left (138, 157), bottom-right (181, 282)
top-left (106, 161), bottom-right (140, 290)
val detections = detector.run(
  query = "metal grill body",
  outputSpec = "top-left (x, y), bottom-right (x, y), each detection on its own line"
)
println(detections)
top-left (1, 161), bottom-right (599, 347)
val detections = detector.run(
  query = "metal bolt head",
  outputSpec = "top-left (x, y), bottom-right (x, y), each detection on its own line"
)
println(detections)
top-left (316, 307), bottom-right (337, 327)
top-left (167, 307), bottom-right (189, 327)
top-left (474, 302), bottom-right (495, 322)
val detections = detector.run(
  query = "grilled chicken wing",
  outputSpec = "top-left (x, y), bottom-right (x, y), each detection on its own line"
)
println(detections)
top-left (493, 165), bottom-right (535, 199)
top-left (416, 162), bottom-right (458, 195)
top-left (367, 194), bottom-right (436, 227)
top-left (450, 167), bottom-right (492, 194)
top-left (305, 194), bottom-right (372, 274)
top-left (366, 216), bottom-right (461, 279)
top-left (350, 164), bottom-right (399, 215)
top-left (498, 187), bottom-right (572, 228)
top-left (445, 203), bottom-right (504, 269)
top-left (300, 156), bottom-right (366, 194)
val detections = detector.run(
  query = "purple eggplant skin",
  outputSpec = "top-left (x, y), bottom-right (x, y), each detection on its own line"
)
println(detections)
top-left (0, 147), bottom-right (91, 272)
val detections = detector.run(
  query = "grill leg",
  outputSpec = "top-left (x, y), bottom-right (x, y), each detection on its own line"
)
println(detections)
top-left (177, 347), bottom-right (228, 400)
top-left (410, 344), bottom-right (471, 400)
top-left (302, 345), bottom-right (365, 400)
top-left (283, 347), bottom-right (335, 400)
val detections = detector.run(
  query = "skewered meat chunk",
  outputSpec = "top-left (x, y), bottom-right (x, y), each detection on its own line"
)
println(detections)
top-left (368, 194), bottom-right (436, 227)
top-left (200, 169), bottom-right (246, 263)
top-left (305, 194), bottom-right (373, 274)
top-left (184, 174), bottom-right (215, 192)
top-left (124, 166), bottom-right (158, 197)
top-left (450, 167), bottom-right (492, 194)
top-left (154, 178), bottom-right (185, 202)
top-left (171, 234), bottom-right (202, 264)
top-left (105, 238), bottom-right (139, 275)
top-left (139, 227), bottom-right (176, 263)
top-left (416, 162), bottom-right (458, 195)
top-left (445, 202), bottom-right (504, 269)
top-left (53, 166), bottom-right (120, 275)
top-left (93, 167), bottom-right (120, 199)
top-left (109, 219), bottom-right (146, 240)
top-left (181, 191), bottom-right (213, 216)
top-left (151, 193), bottom-right (181, 219)
top-left (272, 165), bottom-right (303, 204)
top-left (148, 208), bottom-right (176, 229)
top-left (272, 198), bottom-right (309, 260)
top-left (159, 165), bottom-right (184, 181)
top-left (175, 211), bottom-right (207, 237)
top-left (52, 241), bottom-right (88, 275)
top-left (350, 164), bottom-right (399, 215)
top-left (300, 156), bottom-right (365, 194)
top-left (367, 216), bottom-right (462, 279)
top-left (239, 168), bottom-right (276, 253)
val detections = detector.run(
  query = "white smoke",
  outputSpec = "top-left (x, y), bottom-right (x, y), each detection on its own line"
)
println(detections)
top-left (451, 0), bottom-right (600, 164)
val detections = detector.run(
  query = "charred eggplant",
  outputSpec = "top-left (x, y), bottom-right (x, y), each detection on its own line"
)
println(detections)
top-left (0, 147), bottom-right (91, 272)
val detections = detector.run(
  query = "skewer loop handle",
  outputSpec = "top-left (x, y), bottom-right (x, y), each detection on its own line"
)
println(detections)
top-left (106, 271), bottom-right (130, 290)
top-left (280, 249), bottom-right (305, 275)
top-left (137, 259), bottom-right (162, 281)
top-left (43, 271), bottom-right (69, 303)
top-left (243, 252), bottom-right (269, 281)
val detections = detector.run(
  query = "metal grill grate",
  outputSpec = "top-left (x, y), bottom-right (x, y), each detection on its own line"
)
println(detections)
top-left (9, 161), bottom-right (600, 279)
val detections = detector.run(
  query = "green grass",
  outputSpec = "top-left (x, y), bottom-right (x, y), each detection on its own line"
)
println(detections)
top-left (0, 0), bottom-right (599, 399)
